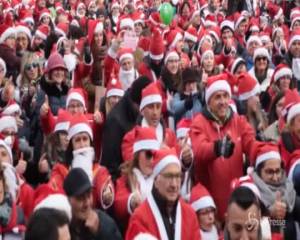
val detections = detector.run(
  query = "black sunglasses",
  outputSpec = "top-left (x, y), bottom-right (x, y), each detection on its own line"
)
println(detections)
top-left (256, 56), bottom-right (267, 61)
top-left (25, 62), bottom-right (39, 71)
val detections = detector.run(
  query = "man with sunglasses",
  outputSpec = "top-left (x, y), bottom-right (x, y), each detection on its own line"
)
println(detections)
top-left (126, 148), bottom-right (201, 240)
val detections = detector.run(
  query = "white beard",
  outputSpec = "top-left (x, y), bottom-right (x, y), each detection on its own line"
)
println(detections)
top-left (64, 54), bottom-right (77, 72)
top-left (72, 147), bottom-right (94, 182)
top-left (119, 68), bottom-right (136, 91)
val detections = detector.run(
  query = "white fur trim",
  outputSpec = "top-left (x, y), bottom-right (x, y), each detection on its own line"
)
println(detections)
top-left (287, 103), bottom-right (300, 124)
top-left (127, 192), bottom-right (135, 215)
top-left (221, 20), bottom-right (234, 32)
top-left (35, 30), bottom-right (47, 40)
top-left (2, 103), bottom-right (21, 116)
top-left (0, 27), bottom-right (15, 44)
top-left (205, 80), bottom-right (231, 103)
top-left (66, 92), bottom-right (85, 108)
top-left (108, 46), bottom-right (118, 59)
top-left (288, 159), bottom-right (300, 180)
top-left (21, 17), bottom-right (34, 25)
top-left (176, 128), bottom-right (189, 139)
top-left (275, 8), bottom-right (283, 20)
top-left (55, 27), bottom-right (66, 37)
top-left (250, 25), bottom-right (260, 32)
top-left (184, 31), bottom-right (197, 43)
top-left (68, 123), bottom-right (93, 140)
top-left (34, 194), bottom-right (72, 220)
top-left (235, 16), bottom-right (246, 30)
top-left (209, 30), bottom-right (220, 43)
top-left (253, 47), bottom-right (270, 61)
top-left (260, 35), bottom-right (270, 43)
top-left (231, 58), bottom-right (245, 74)
top-left (39, 11), bottom-right (51, 21)
top-left (0, 116), bottom-right (17, 132)
top-left (149, 52), bottom-right (164, 60)
top-left (16, 25), bottom-right (32, 39)
top-left (169, 32), bottom-right (183, 49)
top-left (120, 18), bottom-right (134, 30)
top-left (0, 58), bottom-right (6, 76)
top-left (134, 233), bottom-right (158, 240)
top-left (246, 35), bottom-right (262, 50)
top-left (191, 196), bottom-right (216, 211)
top-left (289, 35), bottom-right (300, 49)
top-left (291, 16), bottom-right (300, 29)
top-left (255, 151), bottom-right (281, 167)
top-left (241, 182), bottom-right (261, 200)
top-left (274, 67), bottom-right (293, 82)
top-left (0, 140), bottom-right (12, 164)
top-left (133, 139), bottom-right (160, 153)
top-left (119, 53), bottom-right (134, 63)
top-left (106, 88), bottom-right (124, 98)
top-left (54, 121), bottom-right (70, 132)
top-left (201, 50), bottom-right (214, 63)
top-left (140, 94), bottom-right (162, 110)
top-left (239, 83), bottom-right (260, 101)
top-left (94, 22), bottom-right (103, 33)
top-left (153, 155), bottom-right (180, 178)
top-left (164, 51), bottom-right (179, 65)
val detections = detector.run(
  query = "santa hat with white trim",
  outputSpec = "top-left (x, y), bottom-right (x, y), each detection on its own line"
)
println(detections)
top-left (15, 22), bottom-right (32, 39)
top-left (38, 8), bottom-right (52, 22)
top-left (55, 22), bottom-right (69, 37)
top-left (246, 35), bottom-right (262, 50)
top-left (184, 26), bottom-right (198, 43)
top-left (205, 73), bottom-right (231, 103)
top-left (0, 116), bottom-right (17, 133)
top-left (291, 14), bottom-right (300, 30)
top-left (208, 26), bottom-right (221, 43)
top-left (54, 109), bottom-right (71, 133)
top-left (117, 48), bottom-right (134, 63)
top-left (68, 113), bottom-right (93, 140)
top-left (164, 50), bottom-right (179, 65)
top-left (291, 7), bottom-right (300, 19)
top-left (231, 175), bottom-right (261, 200)
top-left (253, 47), bottom-right (270, 62)
top-left (0, 22), bottom-right (15, 44)
top-left (133, 126), bottom-right (159, 154)
top-left (234, 12), bottom-right (246, 30)
top-left (140, 83), bottom-right (162, 111)
top-left (176, 118), bottom-right (191, 139)
top-left (237, 73), bottom-right (260, 101)
top-left (201, 47), bottom-right (214, 64)
top-left (228, 57), bottom-right (246, 74)
top-left (165, 29), bottom-right (183, 50)
top-left (190, 183), bottom-right (216, 212)
top-left (254, 143), bottom-right (281, 168)
top-left (282, 89), bottom-right (300, 119)
top-left (288, 150), bottom-right (300, 181)
top-left (220, 19), bottom-right (234, 33)
top-left (2, 101), bottom-right (21, 116)
top-left (66, 88), bottom-right (87, 111)
top-left (106, 78), bottom-right (124, 98)
top-left (288, 30), bottom-right (300, 49)
top-left (259, 32), bottom-right (271, 44)
top-left (287, 100), bottom-right (300, 124)
top-left (267, 2), bottom-right (283, 22)
top-left (0, 58), bottom-right (7, 77)
top-left (271, 64), bottom-right (293, 84)
top-left (119, 16), bottom-right (134, 31)
top-left (149, 28), bottom-right (165, 61)
top-left (34, 24), bottom-right (49, 41)
top-left (152, 148), bottom-right (181, 178)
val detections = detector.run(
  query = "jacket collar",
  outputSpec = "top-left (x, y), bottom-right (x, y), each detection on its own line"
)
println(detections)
top-left (202, 105), bottom-right (233, 126)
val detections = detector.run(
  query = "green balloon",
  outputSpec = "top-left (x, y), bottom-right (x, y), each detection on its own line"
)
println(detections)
top-left (160, 3), bottom-right (174, 25)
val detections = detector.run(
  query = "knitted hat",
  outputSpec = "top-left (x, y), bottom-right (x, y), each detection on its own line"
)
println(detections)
top-left (140, 83), bottom-right (162, 111)
top-left (66, 88), bottom-right (87, 110)
top-left (176, 118), bottom-right (191, 139)
top-left (35, 24), bottom-right (50, 40)
top-left (149, 29), bottom-right (165, 61)
top-left (253, 47), bottom-right (270, 62)
top-left (190, 183), bottom-right (216, 212)
top-left (164, 51), bottom-right (179, 65)
top-left (255, 143), bottom-right (281, 168)
top-left (0, 58), bottom-right (6, 76)
top-left (272, 64), bottom-right (293, 83)
top-left (117, 48), bottom-right (134, 63)
top-left (106, 78), bottom-right (124, 98)
top-left (288, 30), bottom-right (300, 49)
top-left (152, 148), bottom-right (180, 178)
top-left (0, 116), bottom-right (17, 132)
top-left (15, 22), bottom-right (32, 39)
top-left (133, 126), bottom-right (159, 153)
top-left (54, 109), bottom-right (71, 133)
top-left (184, 26), bottom-right (198, 43)
top-left (237, 73), bottom-right (260, 101)
top-left (68, 114), bottom-right (93, 140)
top-left (46, 52), bottom-right (68, 73)
top-left (205, 73), bottom-right (231, 103)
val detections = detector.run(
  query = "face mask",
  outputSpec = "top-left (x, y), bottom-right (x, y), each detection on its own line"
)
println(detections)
top-left (4, 136), bottom-right (13, 148)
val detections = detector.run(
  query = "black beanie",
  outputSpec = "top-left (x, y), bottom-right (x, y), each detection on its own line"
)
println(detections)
top-left (130, 76), bottom-right (152, 105)
top-left (182, 68), bottom-right (199, 85)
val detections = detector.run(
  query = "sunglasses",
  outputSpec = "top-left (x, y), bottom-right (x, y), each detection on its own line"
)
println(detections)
top-left (25, 62), bottom-right (39, 71)
top-left (256, 56), bottom-right (267, 62)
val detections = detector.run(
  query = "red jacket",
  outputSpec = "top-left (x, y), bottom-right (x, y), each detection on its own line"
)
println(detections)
top-left (73, 62), bottom-right (92, 88)
top-left (17, 182), bottom-right (35, 221)
top-left (138, 62), bottom-right (158, 82)
top-left (189, 110), bottom-right (258, 220)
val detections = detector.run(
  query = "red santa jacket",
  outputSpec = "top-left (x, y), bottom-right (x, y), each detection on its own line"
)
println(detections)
top-left (73, 62), bottom-right (92, 88)
top-left (189, 109), bottom-right (258, 221)
top-left (126, 193), bottom-right (201, 240)
top-left (138, 62), bottom-right (158, 82)
top-left (103, 53), bottom-right (120, 87)
top-left (17, 181), bottom-right (35, 221)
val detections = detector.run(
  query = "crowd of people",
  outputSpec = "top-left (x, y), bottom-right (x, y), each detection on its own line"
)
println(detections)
top-left (1, 0), bottom-right (300, 239)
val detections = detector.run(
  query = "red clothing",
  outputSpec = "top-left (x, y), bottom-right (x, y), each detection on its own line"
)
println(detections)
top-left (103, 54), bottom-right (120, 87)
top-left (138, 62), bottom-right (158, 82)
top-left (73, 62), bottom-right (92, 89)
top-left (17, 182), bottom-right (35, 220)
top-left (126, 193), bottom-right (201, 240)
top-left (189, 111), bottom-right (258, 220)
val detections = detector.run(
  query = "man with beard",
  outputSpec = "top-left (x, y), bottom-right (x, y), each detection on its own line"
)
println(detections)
top-left (189, 73), bottom-right (259, 222)
top-left (138, 28), bottom-right (165, 82)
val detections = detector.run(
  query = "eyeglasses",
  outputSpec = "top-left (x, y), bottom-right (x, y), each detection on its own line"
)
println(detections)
top-left (263, 168), bottom-right (282, 177)
top-left (160, 172), bottom-right (182, 182)
top-left (25, 62), bottom-right (39, 71)
top-left (256, 56), bottom-right (267, 62)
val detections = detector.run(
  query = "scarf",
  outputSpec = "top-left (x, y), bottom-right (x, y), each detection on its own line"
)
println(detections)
top-left (72, 147), bottom-right (94, 182)
top-left (119, 68), bottom-right (137, 91)
top-left (252, 172), bottom-right (296, 212)
top-left (132, 168), bottom-right (154, 201)
top-left (200, 225), bottom-right (218, 240)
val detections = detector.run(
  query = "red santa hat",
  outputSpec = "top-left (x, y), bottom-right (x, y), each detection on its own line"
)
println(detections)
top-left (165, 29), bottom-right (183, 50)
top-left (237, 73), bottom-right (260, 101)
top-left (282, 89), bottom-right (300, 118)
top-left (0, 116), bottom-right (17, 133)
top-left (74, 37), bottom-right (87, 56)
top-left (184, 26), bottom-right (198, 43)
top-left (15, 22), bottom-right (32, 39)
top-left (267, 2), bottom-right (283, 21)
top-left (208, 26), bottom-right (221, 43)
top-left (38, 8), bottom-right (51, 22)
top-left (133, 126), bottom-right (159, 154)
top-left (19, 8), bottom-right (34, 26)
top-left (106, 78), bottom-right (124, 98)
top-left (164, 50), bottom-right (179, 65)
top-left (119, 16), bottom-right (134, 31)
top-left (246, 35), bottom-right (262, 50)
top-left (117, 48), bottom-right (134, 63)
top-left (190, 183), bottom-right (216, 212)
top-left (87, 20), bottom-right (103, 45)
top-left (68, 114), bottom-right (93, 140)
top-left (35, 24), bottom-right (49, 40)
top-left (229, 57), bottom-right (246, 74)
top-left (253, 47), bottom-right (270, 62)
top-left (149, 29), bottom-right (165, 61)
top-left (138, 36), bottom-right (150, 57)
top-left (231, 175), bottom-right (261, 200)
top-left (259, 32), bottom-right (271, 44)
top-left (140, 83), bottom-right (162, 111)
top-left (255, 143), bottom-right (281, 168)
top-left (55, 2), bottom-right (64, 13)
top-left (66, 88), bottom-right (87, 110)
top-left (287, 100), bottom-right (300, 124)
top-left (288, 150), bottom-right (300, 180)
top-left (152, 148), bottom-right (180, 178)
top-left (291, 14), bottom-right (300, 29)
top-left (249, 18), bottom-right (260, 33)
top-left (288, 30), bottom-right (300, 49)
top-left (291, 7), bottom-right (300, 19)
top-left (111, 0), bottom-right (120, 9)
top-left (54, 109), bottom-right (71, 133)
top-left (201, 47), bottom-right (214, 64)
top-left (205, 73), bottom-right (231, 103)
top-left (220, 19), bottom-right (234, 33)
top-left (55, 22), bottom-right (69, 37)
top-left (0, 57), bottom-right (6, 76)
top-left (234, 12), bottom-right (246, 30)
top-left (176, 118), bottom-right (191, 139)
top-left (272, 64), bottom-right (293, 83)
top-left (34, 194), bottom-right (72, 220)
top-left (132, 11), bottom-right (144, 26)
top-left (1, 101), bottom-right (21, 116)
top-left (0, 22), bottom-right (15, 44)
